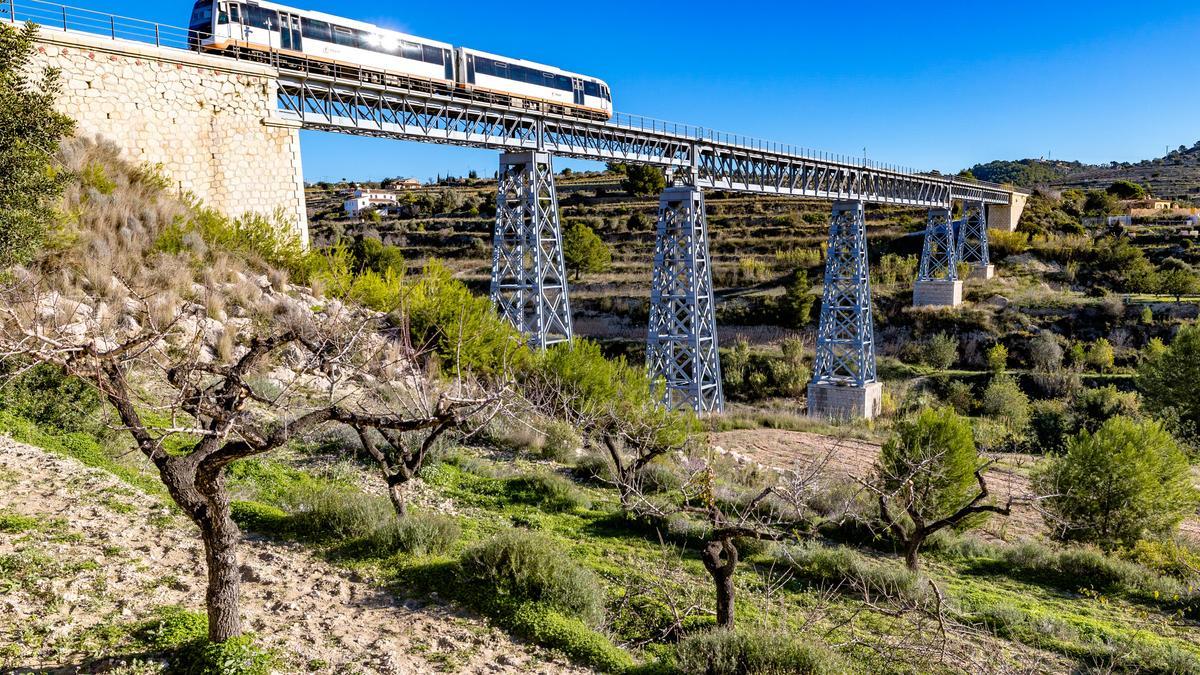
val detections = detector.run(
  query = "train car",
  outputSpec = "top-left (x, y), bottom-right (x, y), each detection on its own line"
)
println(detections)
top-left (187, 0), bottom-right (454, 86)
top-left (186, 0), bottom-right (613, 120)
top-left (456, 48), bottom-right (611, 120)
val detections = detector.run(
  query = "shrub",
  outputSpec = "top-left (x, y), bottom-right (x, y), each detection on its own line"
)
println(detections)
top-left (508, 602), bottom-right (634, 673)
top-left (574, 451), bottom-right (616, 484)
top-left (673, 627), bottom-right (849, 675)
top-left (0, 362), bottom-right (102, 432)
top-left (943, 380), bottom-right (974, 414)
top-left (987, 229), bottom-right (1030, 258)
top-left (1085, 338), bottom-right (1115, 372)
top-left (981, 374), bottom-right (1030, 435)
top-left (229, 500), bottom-right (289, 535)
top-left (777, 543), bottom-right (927, 604)
top-left (138, 606), bottom-right (276, 675)
top-left (1028, 399), bottom-right (1072, 454)
top-left (1033, 417), bottom-right (1199, 548)
top-left (985, 343), bottom-right (1008, 373)
top-left (637, 460), bottom-right (683, 494)
top-left (280, 483), bottom-right (393, 541)
top-left (459, 529), bottom-right (605, 625)
top-left (538, 419), bottom-right (581, 463)
top-left (1122, 539), bottom-right (1200, 582)
top-left (921, 332), bottom-right (957, 370)
top-left (365, 512), bottom-right (461, 556)
top-left (515, 472), bottom-right (592, 512)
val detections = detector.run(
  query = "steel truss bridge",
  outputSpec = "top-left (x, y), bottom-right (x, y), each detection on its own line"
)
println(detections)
top-left (10, 0), bottom-right (1030, 418)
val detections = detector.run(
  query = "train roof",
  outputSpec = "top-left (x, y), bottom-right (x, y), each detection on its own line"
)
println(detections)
top-left (459, 47), bottom-right (607, 85)
top-left (245, 0), bottom-right (453, 49)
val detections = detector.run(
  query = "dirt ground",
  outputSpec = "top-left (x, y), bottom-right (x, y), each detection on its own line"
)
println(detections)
top-left (712, 428), bottom-right (1200, 543)
top-left (0, 438), bottom-right (585, 674)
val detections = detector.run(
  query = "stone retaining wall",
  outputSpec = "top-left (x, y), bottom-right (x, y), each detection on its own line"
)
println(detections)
top-left (29, 28), bottom-right (308, 244)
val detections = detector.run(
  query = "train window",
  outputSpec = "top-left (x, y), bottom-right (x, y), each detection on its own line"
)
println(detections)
top-left (583, 81), bottom-right (599, 97)
top-left (555, 75), bottom-right (571, 91)
top-left (332, 25), bottom-right (355, 47)
top-left (244, 5), bottom-right (275, 29)
top-left (422, 44), bottom-right (443, 65)
top-left (401, 42), bottom-right (420, 60)
top-left (301, 17), bottom-right (330, 42)
top-left (189, 1), bottom-right (213, 32)
top-left (228, 3), bottom-right (239, 23)
top-left (474, 57), bottom-right (492, 77)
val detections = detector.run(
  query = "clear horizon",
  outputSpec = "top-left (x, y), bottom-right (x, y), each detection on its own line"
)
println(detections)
top-left (99, 0), bottom-right (1200, 182)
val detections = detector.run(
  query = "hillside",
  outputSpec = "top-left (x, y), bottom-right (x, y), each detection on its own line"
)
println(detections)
top-left (966, 142), bottom-right (1200, 200)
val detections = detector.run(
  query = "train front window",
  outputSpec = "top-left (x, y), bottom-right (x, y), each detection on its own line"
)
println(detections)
top-left (189, 0), bottom-right (213, 34)
top-left (216, 2), bottom-right (240, 24)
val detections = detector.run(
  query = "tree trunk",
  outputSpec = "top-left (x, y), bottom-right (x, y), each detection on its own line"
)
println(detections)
top-left (199, 510), bottom-right (242, 642)
top-left (701, 538), bottom-right (739, 631)
top-left (903, 534), bottom-right (923, 572)
top-left (387, 479), bottom-right (409, 518)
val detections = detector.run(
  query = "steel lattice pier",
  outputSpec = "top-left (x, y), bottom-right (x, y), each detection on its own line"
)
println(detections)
top-left (811, 201), bottom-right (877, 387)
top-left (490, 151), bottom-right (572, 348)
top-left (918, 208), bottom-right (958, 281)
top-left (646, 186), bottom-right (723, 414)
top-left (957, 200), bottom-right (990, 267)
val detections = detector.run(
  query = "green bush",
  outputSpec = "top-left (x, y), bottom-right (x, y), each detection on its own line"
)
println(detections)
top-left (1033, 417), bottom-right (1198, 548)
top-left (1138, 324), bottom-right (1200, 442)
top-left (673, 627), bottom-right (849, 675)
top-left (229, 500), bottom-right (289, 535)
top-left (280, 483), bottom-right (393, 541)
top-left (776, 543), bottom-right (927, 605)
top-left (512, 472), bottom-right (591, 512)
top-left (0, 362), bottom-right (102, 433)
top-left (539, 419), bottom-right (581, 463)
top-left (459, 529), bottom-right (605, 625)
top-left (921, 332), bottom-right (957, 370)
top-left (980, 374), bottom-right (1030, 435)
top-left (637, 461), bottom-right (683, 494)
top-left (365, 512), bottom-right (461, 556)
top-left (508, 602), bottom-right (634, 673)
top-left (575, 451), bottom-right (617, 484)
top-left (1121, 539), bottom-right (1200, 583)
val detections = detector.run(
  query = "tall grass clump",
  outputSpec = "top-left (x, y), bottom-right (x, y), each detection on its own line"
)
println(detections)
top-left (458, 529), bottom-right (605, 626)
top-left (776, 543), bottom-right (929, 605)
top-left (367, 512), bottom-right (461, 556)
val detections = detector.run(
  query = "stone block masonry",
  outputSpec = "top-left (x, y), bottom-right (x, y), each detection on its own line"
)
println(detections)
top-left (29, 29), bottom-right (308, 245)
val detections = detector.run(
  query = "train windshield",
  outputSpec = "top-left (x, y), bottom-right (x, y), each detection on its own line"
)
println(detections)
top-left (189, 0), bottom-right (213, 35)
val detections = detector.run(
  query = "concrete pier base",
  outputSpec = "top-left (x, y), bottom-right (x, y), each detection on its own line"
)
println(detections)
top-left (968, 264), bottom-right (995, 280)
top-left (913, 279), bottom-right (963, 307)
top-left (807, 382), bottom-right (883, 420)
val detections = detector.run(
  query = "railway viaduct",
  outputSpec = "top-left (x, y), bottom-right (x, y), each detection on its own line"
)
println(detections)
top-left (18, 5), bottom-right (1030, 421)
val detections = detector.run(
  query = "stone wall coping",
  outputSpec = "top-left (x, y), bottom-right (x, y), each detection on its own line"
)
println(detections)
top-left (33, 26), bottom-right (279, 78)
top-left (261, 116), bottom-right (302, 129)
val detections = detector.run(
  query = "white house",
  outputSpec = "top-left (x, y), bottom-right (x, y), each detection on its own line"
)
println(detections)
top-left (344, 188), bottom-right (399, 218)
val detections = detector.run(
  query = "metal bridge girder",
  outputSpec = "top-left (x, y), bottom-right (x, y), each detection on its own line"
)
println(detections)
top-left (646, 186), bottom-right (723, 415)
top-left (490, 151), bottom-right (572, 348)
top-left (811, 201), bottom-right (877, 387)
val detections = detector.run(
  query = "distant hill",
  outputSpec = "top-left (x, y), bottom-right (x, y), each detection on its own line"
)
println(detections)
top-left (965, 142), bottom-right (1200, 201)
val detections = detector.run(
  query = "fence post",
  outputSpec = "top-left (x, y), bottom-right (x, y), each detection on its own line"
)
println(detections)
top-left (10, 0), bottom-right (16, 24)
top-left (61, 6), bottom-right (66, 30)
top-left (154, 23), bottom-right (160, 47)
top-left (110, 15), bottom-right (115, 38)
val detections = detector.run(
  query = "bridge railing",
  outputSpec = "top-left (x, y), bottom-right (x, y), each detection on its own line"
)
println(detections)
top-left (3, 0), bottom-right (197, 50)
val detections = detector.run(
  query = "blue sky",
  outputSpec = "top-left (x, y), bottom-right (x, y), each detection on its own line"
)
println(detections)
top-left (106, 0), bottom-right (1200, 181)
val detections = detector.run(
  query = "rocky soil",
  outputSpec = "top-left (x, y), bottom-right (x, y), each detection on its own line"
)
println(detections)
top-left (0, 438), bottom-right (586, 674)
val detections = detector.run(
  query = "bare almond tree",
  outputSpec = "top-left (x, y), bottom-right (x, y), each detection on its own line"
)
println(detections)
top-left (618, 450), bottom-right (835, 631)
top-left (0, 277), bottom-right (504, 643)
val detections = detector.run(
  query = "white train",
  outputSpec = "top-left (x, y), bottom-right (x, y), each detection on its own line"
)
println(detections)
top-left (187, 0), bottom-right (613, 119)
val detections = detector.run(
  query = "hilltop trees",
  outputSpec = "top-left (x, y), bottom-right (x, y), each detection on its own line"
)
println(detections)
top-left (0, 21), bottom-right (75, 267)
top-left (1106, 180), bottom-right (1148, 200)
top-left (562, 221), bottom-right (612, 280)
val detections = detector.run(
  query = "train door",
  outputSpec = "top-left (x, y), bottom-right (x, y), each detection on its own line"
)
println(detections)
top-left (572, 78), bottom-right (584, 106)
top-left (279, 13), bottom-right (302, 52)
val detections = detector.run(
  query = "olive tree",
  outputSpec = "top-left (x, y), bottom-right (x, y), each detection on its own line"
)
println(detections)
top-left (867, 407), bottom-right (1014, 570)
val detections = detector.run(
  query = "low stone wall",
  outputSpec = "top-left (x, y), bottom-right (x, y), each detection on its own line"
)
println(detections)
top-left (29, 28), bottom-right (308, 244)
